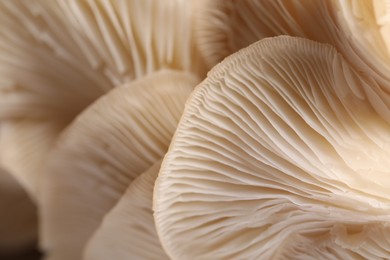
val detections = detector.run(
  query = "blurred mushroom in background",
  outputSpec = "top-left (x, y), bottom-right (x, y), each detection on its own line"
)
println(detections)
top-left (84, 160), bottom-right (168, 260)
top-left (40, 70), bottom-right (198, 260)
top-left (0, 0), bottom-right (205, 200)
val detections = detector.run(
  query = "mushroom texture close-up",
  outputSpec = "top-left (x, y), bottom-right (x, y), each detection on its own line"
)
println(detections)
top-left (84, 160), bottom-right (168, 260)
top-left (195, 0), bottom-right (390, 104)
top-left (153, 37), bottom-right (390, 259)
top-left (41, 70), bottom-right (198, 260)
top-left (4, 0), bottom-right (390, 259)
top-left (0, 0), bottom-right (204, 199)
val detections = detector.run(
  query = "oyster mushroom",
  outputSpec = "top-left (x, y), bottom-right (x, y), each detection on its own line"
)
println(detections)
top-left (84, 160), bottom-right (168, 260)
top-left (195, 0), bottom-right (390, 92)
top-left (154, 37), bottom-right (390, 259)
top-left (0, 0), bottom-right (204, 198)
top-left (41, 70), bottom-right (198, 260)
top-left (195, 0), bottom-right (337, 68)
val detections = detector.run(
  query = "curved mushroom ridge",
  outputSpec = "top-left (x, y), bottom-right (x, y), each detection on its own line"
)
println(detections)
top-left (154, 37), bottom-right (390, 259)
top-left (195, 0), bottom-right (349, 68)
top-left (41, 70), bottom-right (198, 260)
top-left (0, 0), bottom-right (204, 198)
top-left (84, 160), bottom-right (168, 260)
top-left (0, 0), bottom-right (203, 120)
top-left (195, 0), bottom-right (390, 101)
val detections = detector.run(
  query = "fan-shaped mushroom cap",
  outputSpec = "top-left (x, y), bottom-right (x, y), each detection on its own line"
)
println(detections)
top-left (41, 70), bottom-right (198, 260)
top-left (195, 0), bottom-right (390, 90)
top-left (195, 0), bottom-right (335, 68)
top-left (0, 167), bottom-right (37, 254)
top-left (84, 160), bottom-right (168, 260)
top-left (154, 37), bottom-right (390, 259)
top-left (0, 0), bottom-right (204, 198)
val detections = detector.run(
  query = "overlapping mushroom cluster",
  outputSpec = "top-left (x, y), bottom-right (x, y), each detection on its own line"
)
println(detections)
top-left (1, 0), bottom-right (390, 259)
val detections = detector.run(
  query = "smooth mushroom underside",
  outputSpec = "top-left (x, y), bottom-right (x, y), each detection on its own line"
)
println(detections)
top-left (0, 0), bottom-right (204, 199)
top-left (40, 70), bottom-right (198, 260)
top-left (154, 37), bottom-right (390, 259)
top-left (84, 160), bottom-right (168, 260)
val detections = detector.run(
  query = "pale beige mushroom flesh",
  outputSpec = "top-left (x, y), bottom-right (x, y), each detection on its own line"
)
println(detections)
top-left (41, 70), bottom-right (198, 260)
top-left (195, 0), bottom-right (390, 96)
top-left (0, 0), bottom-right (204, 199)
top-left (84, 160), bottom-right (168, 260)
top-left (4, 1), bottom-right (390, 259)
top-left (154, 37), bottom-right (390, 259)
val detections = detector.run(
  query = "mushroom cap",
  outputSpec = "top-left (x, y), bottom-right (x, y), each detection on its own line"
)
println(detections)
top-left (195, 0), bottom-right (390, 92)
top-left (195, 0), bottom-right (339, 68)
top-left (41, 70), bottom-right (198, 260)
top-left (0, 0), bottom-right (204, 199)
top-left (154, 37), bottom-right (390, 259)
top-left (84, 160), bottom-right (168, 260)
top-left (0, 167), bottom-right (37, 254)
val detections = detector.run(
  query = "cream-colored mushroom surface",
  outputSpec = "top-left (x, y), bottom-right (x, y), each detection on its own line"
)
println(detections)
top-left (84, 160), bottom-right (168, 260)
top-left (0, 0), bottom-right (204, 199)
top-left (195, 0), bottom-right (335, 68)
top-left (154, 37), bottom-right (390, 259)
top-left (337, 0), bottom-right (390, 64)
top-left (0, 167), bottom-right (37, 254)
top-left (195, 0), bottom-right (390, 95)
top-left (41, 70), bottom-right (197, 260)
top-left (0, 120), bottom-right (66, 197)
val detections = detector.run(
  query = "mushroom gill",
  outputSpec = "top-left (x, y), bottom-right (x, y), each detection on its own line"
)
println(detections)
top-left (195, 0), bottom-right (338, 68)
top-left (153, 37), bottom-right (390, 259)
top-left (84, 160), bottom-right (168, 260)
top-left (194, 0), bottom-right (390, 100)
top-left (40, 70), bottom-right (197, 260)
top-left (0, 0), bottom-right (204, 198)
